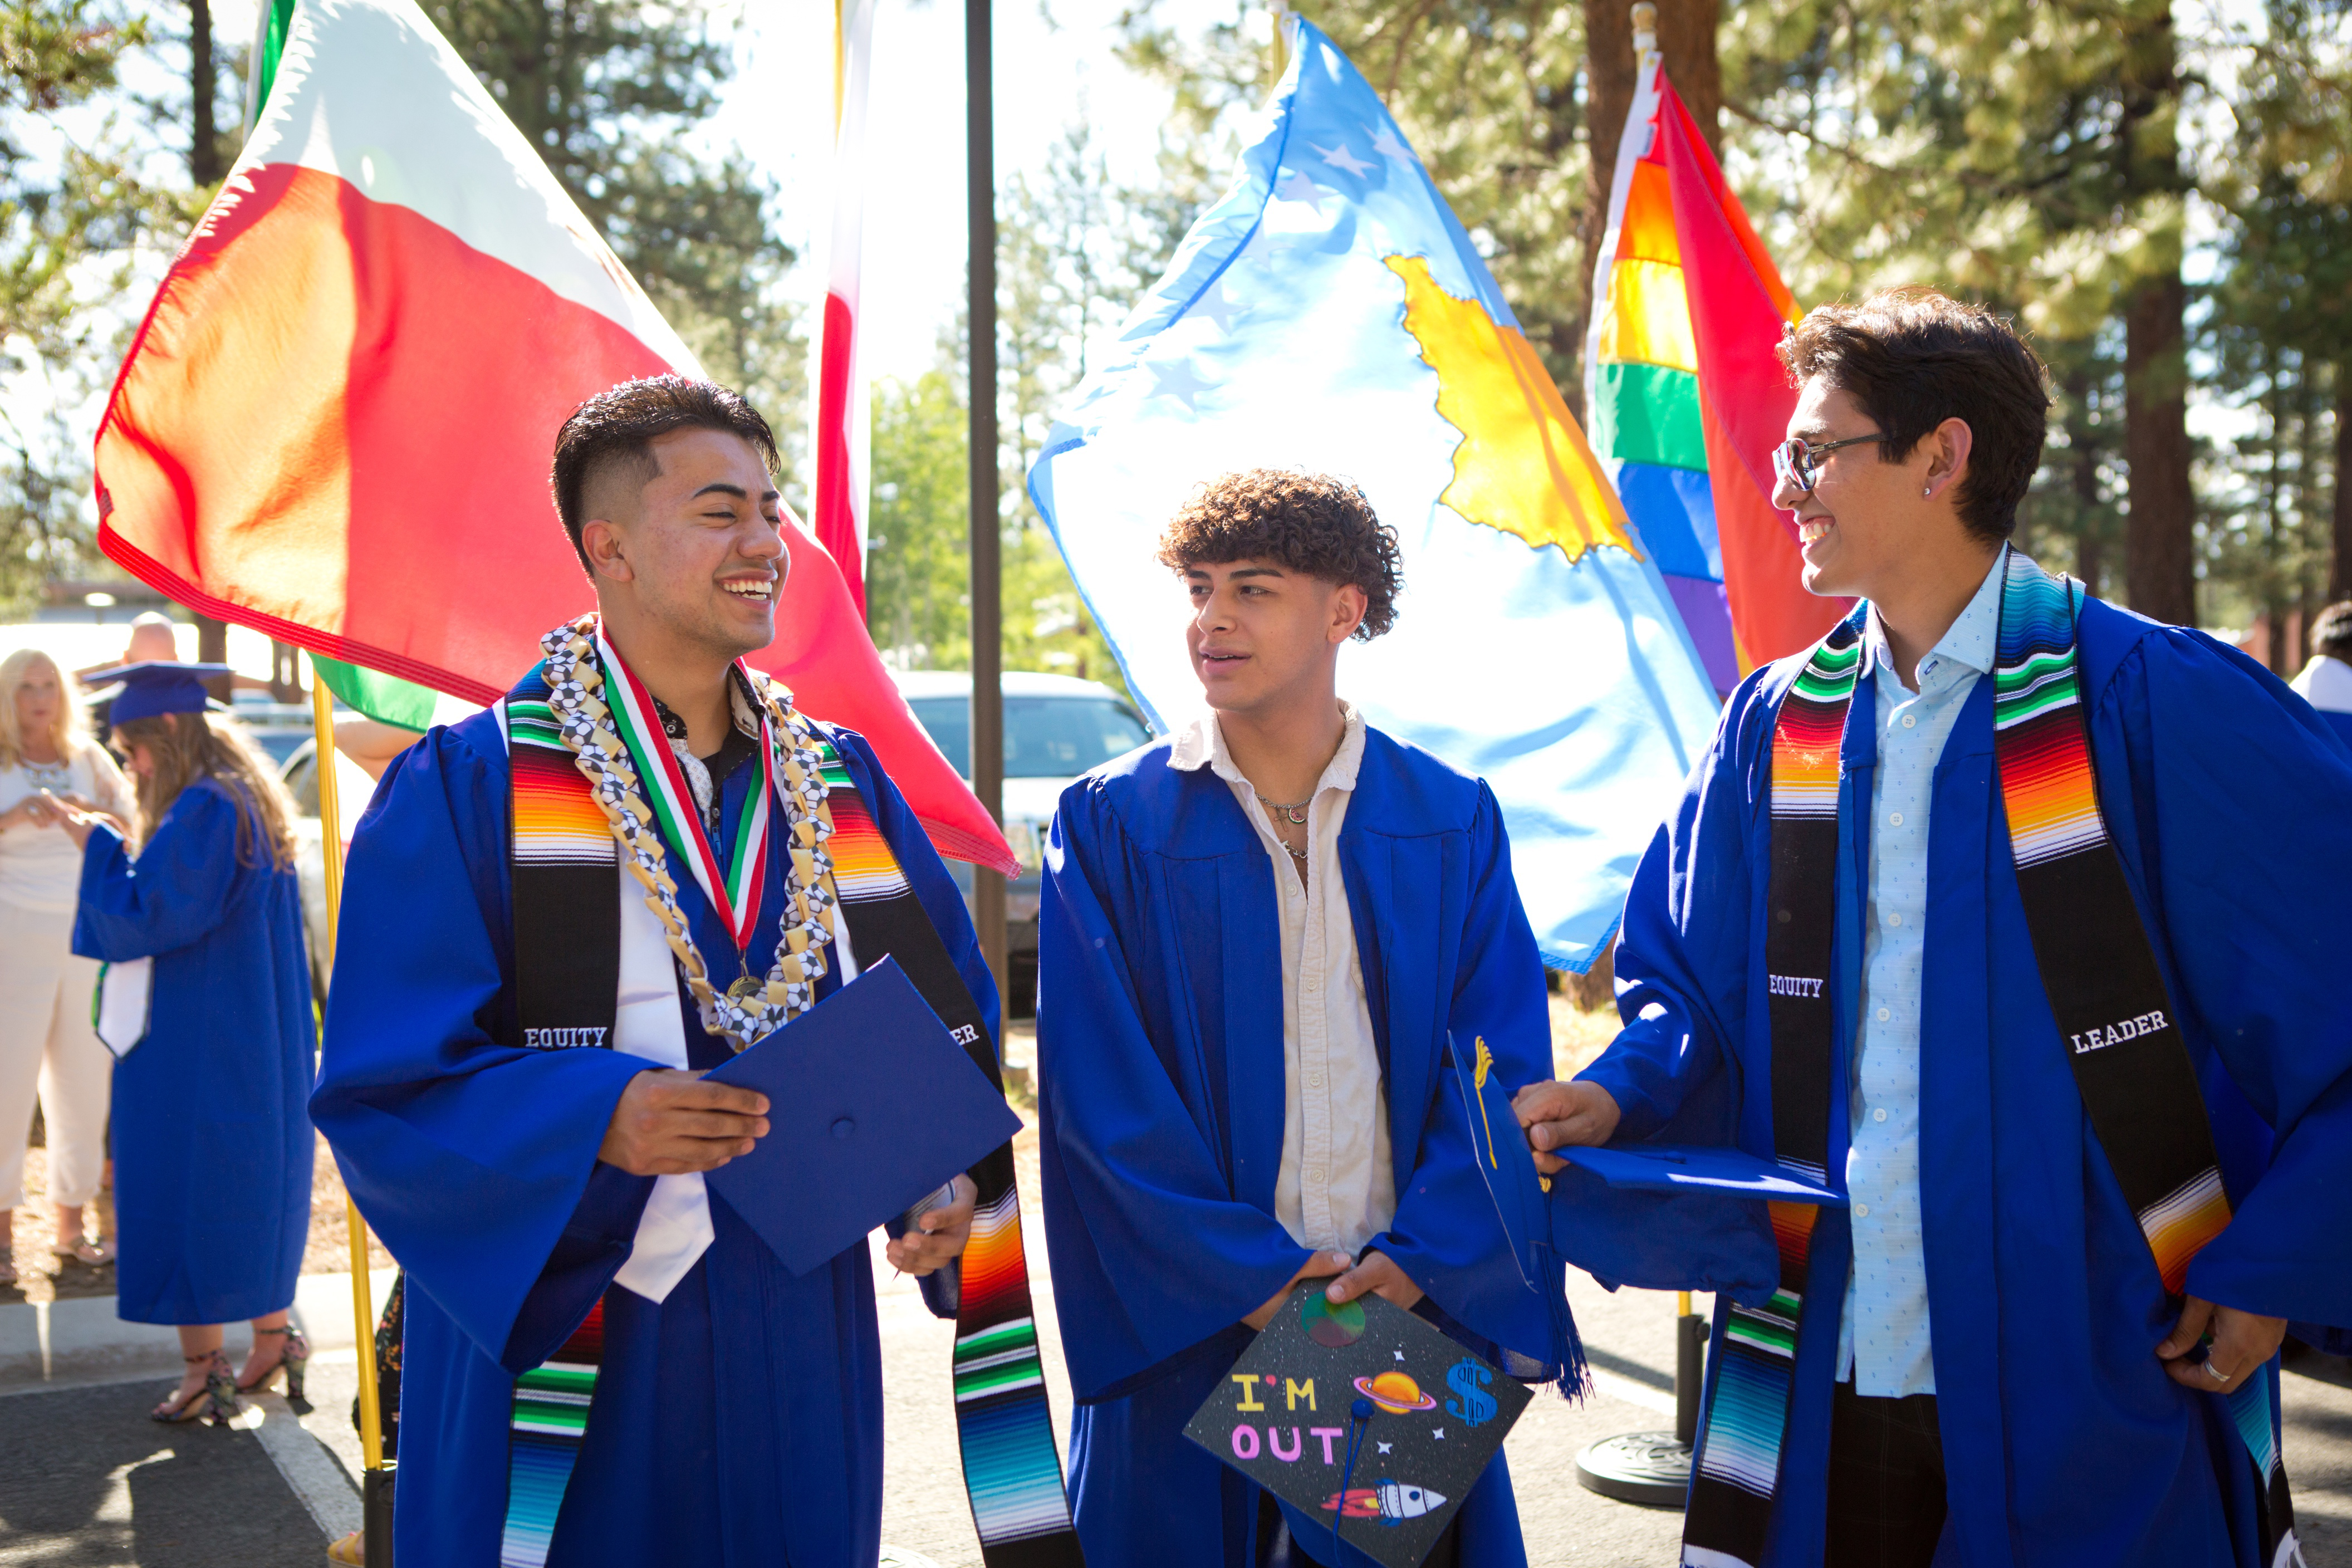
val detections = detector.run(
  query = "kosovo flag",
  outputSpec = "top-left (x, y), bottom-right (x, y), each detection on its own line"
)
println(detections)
top-left (1027, 19), bottom-right (1721, 971)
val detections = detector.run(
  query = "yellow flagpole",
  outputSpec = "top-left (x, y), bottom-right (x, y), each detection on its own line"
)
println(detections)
top-left (311, 662), bottom-right (385, 1476)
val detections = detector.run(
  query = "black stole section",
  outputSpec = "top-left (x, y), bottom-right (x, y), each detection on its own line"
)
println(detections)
top-left (507, 695), bottom-right (619, 1054)
top-left (2012, 845), bottom-right (2220, 1219)
top-left (1764, 813), bottom-right (1839, 1187)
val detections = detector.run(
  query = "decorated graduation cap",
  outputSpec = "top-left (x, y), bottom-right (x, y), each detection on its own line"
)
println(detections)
top-left (79, 662), bottom-right (233, 724)
top-left (1185, 1286), bottom-right (1531, 1568)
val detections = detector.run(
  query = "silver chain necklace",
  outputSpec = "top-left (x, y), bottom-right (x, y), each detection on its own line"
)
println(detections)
top-left (1255, 791), bottom-right (1311, 861)
top-left (1256, 791), bottom-right (1311, 825)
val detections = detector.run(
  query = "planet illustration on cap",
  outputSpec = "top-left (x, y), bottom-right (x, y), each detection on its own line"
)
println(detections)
top-left (1353, 1370), bottom-right (1439, 1414)
top-left (1300, 1292), bottom-right (1366, 1347)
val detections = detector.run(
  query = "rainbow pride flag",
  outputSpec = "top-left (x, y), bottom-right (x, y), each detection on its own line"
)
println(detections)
top-left (1584, 54), bottom-right (1848, 693)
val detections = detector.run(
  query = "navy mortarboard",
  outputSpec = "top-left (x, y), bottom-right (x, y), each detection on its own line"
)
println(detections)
top-left (79, 662), bottom-right (234, 724)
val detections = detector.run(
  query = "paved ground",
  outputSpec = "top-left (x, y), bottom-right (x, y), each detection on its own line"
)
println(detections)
top-left (6, 1008), bottom-right (2349, 1565)
top-left (0, 1381), bottom-right (327, 1566)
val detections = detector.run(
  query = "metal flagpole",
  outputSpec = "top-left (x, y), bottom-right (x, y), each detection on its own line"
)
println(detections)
top-left (310, 659), bottom-right (394, 1559)
top-left (967, 0), bottom-right (1006, 997)
top-left (1569, 6), bottom-right (1707, 1507)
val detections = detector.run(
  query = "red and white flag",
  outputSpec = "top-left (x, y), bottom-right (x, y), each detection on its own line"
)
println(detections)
top-left (808, 0), bottom-right (877, 614)
top-left (92, 0), bottom-right (1014, 873)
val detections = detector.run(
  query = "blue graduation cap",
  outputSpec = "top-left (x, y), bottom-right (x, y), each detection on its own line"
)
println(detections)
top-left (79, 661), bottom-right (233, 724)
top-left (698, 957), bottom-right (1021, 1276)
top-left (1557, 1144), bottom-right (1844, 1204)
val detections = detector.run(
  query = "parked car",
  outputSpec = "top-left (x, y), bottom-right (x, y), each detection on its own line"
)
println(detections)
top-left (228, 692), bottom-right (317, 768)
top-left (891, 670), bottom-right (1153, 1012)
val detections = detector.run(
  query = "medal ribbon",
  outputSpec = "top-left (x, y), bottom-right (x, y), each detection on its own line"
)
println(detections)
top-left (593, 629), bottom-right (772, 953)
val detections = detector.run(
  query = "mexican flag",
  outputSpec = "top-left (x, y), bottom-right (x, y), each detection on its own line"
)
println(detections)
top-left (94, 0), bottom-right (1015, 874)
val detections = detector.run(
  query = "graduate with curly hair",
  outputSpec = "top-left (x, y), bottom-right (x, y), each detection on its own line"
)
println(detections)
top-left (1037, 469), bottom-right (1574, 1566)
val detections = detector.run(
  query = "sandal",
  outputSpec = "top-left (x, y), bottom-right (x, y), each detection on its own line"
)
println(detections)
top-left (154, 1350), bottom-right (240, 1424)
top-left (238, 1325), bottom-right (312, 1406)
top-left (52, 1239), bottom-right (114, 1267)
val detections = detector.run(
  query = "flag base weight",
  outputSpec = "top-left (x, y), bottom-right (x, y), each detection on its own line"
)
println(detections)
top-left (362, 1465), bottom-right (394, 1563)
top-left (1575, 1306), bottom-right (1706, 1510)
top-left (1575, 1429), bottom-right (1692, 1507)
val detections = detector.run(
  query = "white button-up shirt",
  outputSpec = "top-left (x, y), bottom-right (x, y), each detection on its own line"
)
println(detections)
top-left (1837, 552), bottom-right (2005, 1398)
top-left (1168, 703), bottom-right (1395, 1255)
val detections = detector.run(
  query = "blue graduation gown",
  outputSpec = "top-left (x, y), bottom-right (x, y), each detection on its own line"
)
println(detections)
top-left (72, 779), bottom-right (315, 1325)
top-left (312, 711), bottom-right (993, 1568)
top-left (1040, 727), bottom-right (1558, 1568)
top-left (1562, 596), bottom-right (2352, 1567)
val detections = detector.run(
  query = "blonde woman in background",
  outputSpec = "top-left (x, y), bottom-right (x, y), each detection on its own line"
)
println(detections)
top-left (0, 649), bottom-right (135, 1285)
top-left (41, 663), bottom-right (315, 1423)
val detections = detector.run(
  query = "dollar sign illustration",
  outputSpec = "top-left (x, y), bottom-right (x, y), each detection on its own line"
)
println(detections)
top-left (1444, 1358), bottom-right (1496, 1427)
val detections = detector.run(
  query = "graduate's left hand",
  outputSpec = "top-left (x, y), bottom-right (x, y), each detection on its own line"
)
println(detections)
top-left (2157, 1295), bottom-right (2287, 1396)
top-left (1321, 1250), bottom-right (1423, 1315)
top-left (886, 1174), bottom-right (977, 1277)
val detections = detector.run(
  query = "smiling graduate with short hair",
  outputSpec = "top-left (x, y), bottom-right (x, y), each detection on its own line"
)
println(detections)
top-left (1037, 468), bottom-right (1577, 1567)
top-left (312, 375), bottom-right (1007, 1567)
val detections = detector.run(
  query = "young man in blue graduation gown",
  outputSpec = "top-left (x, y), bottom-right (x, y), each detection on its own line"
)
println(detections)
top-left (312, 378), bottom-right (991, 1567)
top-left (1518, 291), bottom-right (2352, 1568)
top-left (1038, 471), bottom-right (1574, 1567)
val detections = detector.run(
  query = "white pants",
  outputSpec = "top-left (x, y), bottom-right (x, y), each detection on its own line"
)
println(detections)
top-left (0, 900), bottom-right (111, 1209)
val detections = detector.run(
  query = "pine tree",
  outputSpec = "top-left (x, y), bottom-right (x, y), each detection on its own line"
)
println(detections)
top-left (0, 0), bottom-right (175, 613)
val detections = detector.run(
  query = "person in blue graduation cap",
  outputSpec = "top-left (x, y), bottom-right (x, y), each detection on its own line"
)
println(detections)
top-left (1037, 470), bottom-right (1579, 1568)
top-left (1516, 290), bottom-right (2352, 1568)
top-left (309, 376), bottom-right (1031, 1568)
top-left (41, 659), bottom-right (315, 1423)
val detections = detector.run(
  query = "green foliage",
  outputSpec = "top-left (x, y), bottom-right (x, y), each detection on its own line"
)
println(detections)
top-left (868, 367), bottom-right (973, 670)
top-left (0, 0), bottom-right (181, 614)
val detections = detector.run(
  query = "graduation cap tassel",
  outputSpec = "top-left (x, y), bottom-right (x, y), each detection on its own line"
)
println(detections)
top-left (312, 659), bottom-right (395, 1560)
top-left (1535, 1239), bottom-right (1590, 1404)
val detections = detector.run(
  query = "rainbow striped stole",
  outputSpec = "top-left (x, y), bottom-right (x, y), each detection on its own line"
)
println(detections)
top-left (1989, 551), bottom-right (2297, 1565)
top-left (809, 736), bottom-right (1083, 1554)
top-left (498, 1301), bottom-right (605, 1568)
top-left (1681, 550), bottom-right (2299, 1568)
top-left (1679, 619), bottom-right (1855, 1568)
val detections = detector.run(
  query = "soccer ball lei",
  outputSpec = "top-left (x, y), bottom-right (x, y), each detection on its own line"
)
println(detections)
top-left (540, 615), bottom-right (840, 1053)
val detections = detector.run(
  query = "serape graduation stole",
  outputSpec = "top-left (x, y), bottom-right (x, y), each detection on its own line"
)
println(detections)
top-left (809, 735), bottom-right (1085, 1563)
top-left (496, 636), bottom-right (1084, 1568)
top-left (1991, 551), bottom-right (2299, 1567)
top-left (500, 1302), bottom-right (604, 1568)
top-left (1678, 623), bottom-right (1850, 1568)
top-left (1680, 548), bottom-right (2301, 1568)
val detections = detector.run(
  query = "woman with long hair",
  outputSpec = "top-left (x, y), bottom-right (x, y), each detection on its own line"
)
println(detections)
top-left (42, 663), bottom-right (315, 1423)
top-left (0, 649), bottom-right (136, 1285)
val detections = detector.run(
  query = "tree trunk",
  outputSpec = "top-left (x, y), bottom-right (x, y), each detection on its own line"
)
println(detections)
top-left (270, 640), bottom-right (302, 703)
top-left (1572, 0), bottom-right (1721, 423)
top-left (2116, 2), bottom-right (2194, 626)
top-left (196, 616), bottom-right (231, 705)
top-left (189, 0), bottom-right (222, 185)
top-left (2063, 365), bottom-right (2104, 598)
top-left (2334, 360), bottom-right (2351, 602)
top-left (189, 0), bottom-right (231, 704)
top-left (2122, 275), bottom-right (2194, 625)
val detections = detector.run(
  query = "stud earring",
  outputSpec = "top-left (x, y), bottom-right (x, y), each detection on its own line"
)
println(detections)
top-left (1922, 485), bottom-right (1932, 496)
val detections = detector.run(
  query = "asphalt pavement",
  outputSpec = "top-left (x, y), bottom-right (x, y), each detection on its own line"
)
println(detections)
top-left (6, 1228), bottom-right (2350, 1565)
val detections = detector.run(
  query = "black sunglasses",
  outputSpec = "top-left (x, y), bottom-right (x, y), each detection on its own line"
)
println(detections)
top-left (1772, 432), bottom-right (1885, 494)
